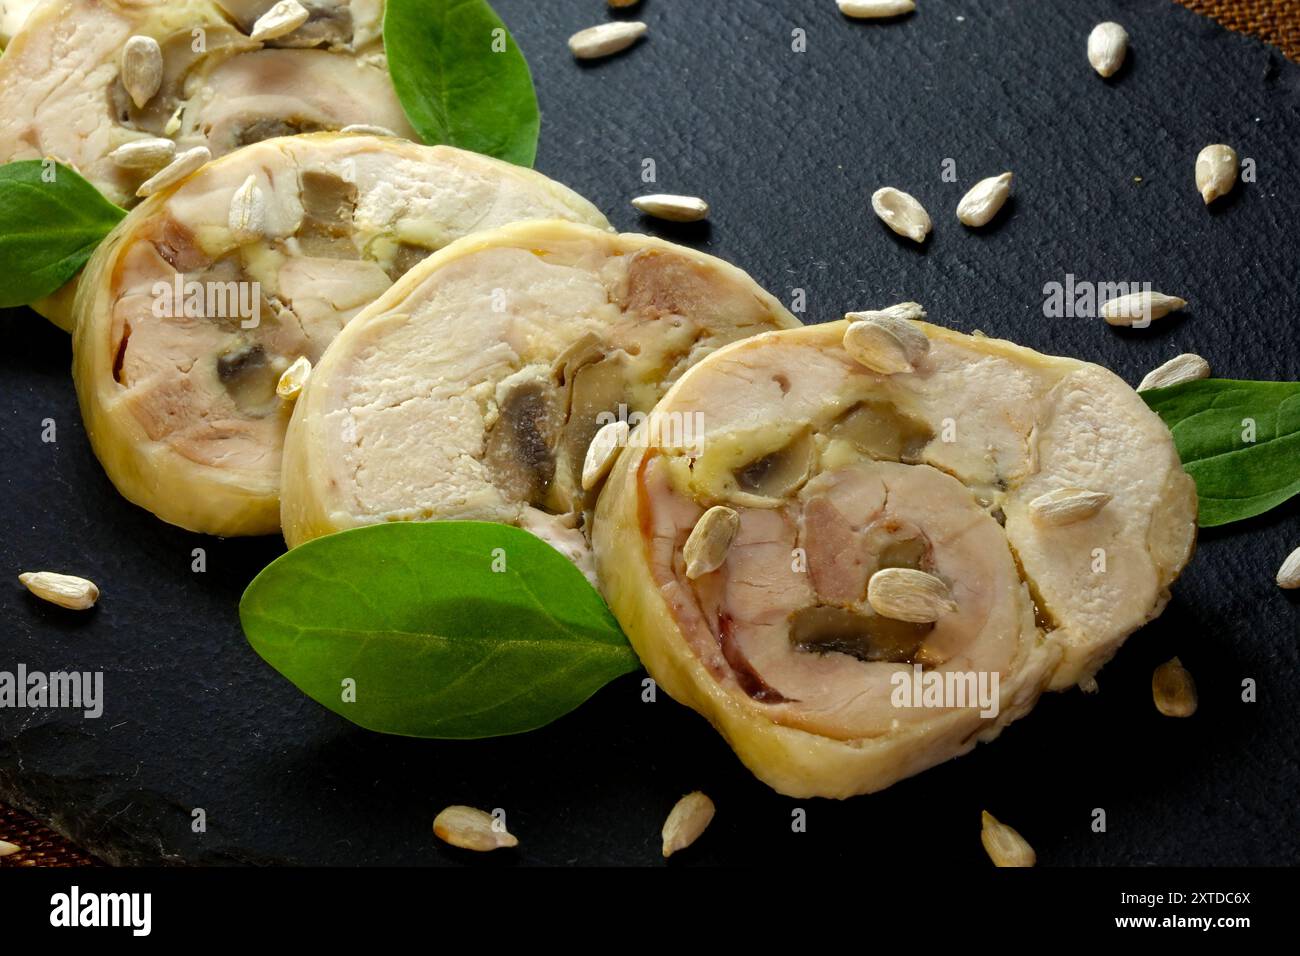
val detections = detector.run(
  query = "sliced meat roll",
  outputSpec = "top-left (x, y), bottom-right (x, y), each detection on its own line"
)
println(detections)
top-left (279, 220), bottom-right (801, 577)
top-left (593, 320), bottom-right (1197, 798)
top-left (0, 0), bottom-right (412, 327)
top-left (72, 134), bottom-right (609, 537)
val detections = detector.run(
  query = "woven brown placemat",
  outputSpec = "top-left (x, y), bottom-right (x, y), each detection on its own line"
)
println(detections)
top-left (1182, 0), bottom-right (1300, 59)
top-left (1, 0), bottom-right (1296, 871)
top-left (0, 802), bottom-right (101, 867)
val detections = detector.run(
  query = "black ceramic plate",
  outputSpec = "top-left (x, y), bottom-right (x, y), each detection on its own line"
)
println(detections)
top-left (2, 0), bottom-right (1298, 866)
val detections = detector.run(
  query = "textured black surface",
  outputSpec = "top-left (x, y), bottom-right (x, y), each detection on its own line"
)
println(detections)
top-left (2, 0), bottom-right (1299, 866)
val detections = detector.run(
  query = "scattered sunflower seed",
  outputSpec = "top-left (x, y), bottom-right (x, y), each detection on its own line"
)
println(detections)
top-left (228, 175), bottom-right (266, 240)
top-left (1028, 488), bottom-right (1113, 526)
top-left (1088, 22), bottom-right (1129, 78)
top-left (1137, 353), bottom-right (1210, 392)
top-left (837, 0), bottom-right (916, 18)
top-left (276, 356), bottom-right (312, 400)
top-left (1100, 291), bottom-right (1187, 327)
top-left (582, 420), bottom-right (631, 491)
top-left (843, 311), bottom-right (930, 374)
top-left (136, 146), bottom-right (211, 198)
top-left (1195, 144), bottom-right (1239, 205)
top-left (0, 840), bottom-right (20, 858)
top-left (871, 187), bottom-right (932, 243)
top-left (980, 811), bottom-right (1036, 867)
top-left (121, 35), bottom-right (163, 109)
top-left (632, 194), bottom-right (710, 223)
top-left (662, 791), bottom-right (715, 858)
top-left (251, 0), bottom-right (310, 42)
top-left (957, 172), bottom-right (1014, 227)
top-left (867, 567), bottom-right (957, 623)
top-left (109, 137), bottom-right (176, 171)
top-left (684, 506), bottom-right (740, 579)
top-left (1152, 657), bottom-right (1198, 717)
top-left (1276, 546), bottom-right (1300, 589)
top-left (339, 124), bottom-right (399, 137)
top-left (18, 572), bottom-right (99, 611)
top-left (568, 21), bottom-right (647, 60)
top-left (432, 806), bottom-right (518, 852)
top-left (878, 301), bottom-right (927, 323)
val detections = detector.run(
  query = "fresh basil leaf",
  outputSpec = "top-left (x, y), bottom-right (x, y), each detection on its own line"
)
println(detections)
top-left (240, 522), bottom-right (639, 738)
top-left (0, 161), bottom-right (126, 308)
top-left (1142, 378), bottom-right (1300, 527)
top-left (384, 0), bottom-right (540, 167)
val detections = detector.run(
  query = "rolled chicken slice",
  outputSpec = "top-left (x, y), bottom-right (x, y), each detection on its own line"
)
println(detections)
top-left (0, 0), bottom-right (414, 328)
top-left (593, 321), bottom-right (1197, 798)
top-left (72, 134), bottom-right (609, 537)
top-left (279, 220), bottom-right (801, 577)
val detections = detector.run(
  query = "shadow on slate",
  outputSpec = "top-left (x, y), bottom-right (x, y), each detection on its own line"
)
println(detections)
top-left (2, 0), bottom-right (1299, 866)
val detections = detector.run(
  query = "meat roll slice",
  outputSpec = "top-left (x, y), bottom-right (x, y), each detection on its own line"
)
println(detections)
top-left (593, 320), bottom-right (1197, 798)
top-left (0, 0), bottom-right (414, 327)
top-left (72, 134), bottom-right (609, 537)
top-left (280, 220), bottom-right (800, 578)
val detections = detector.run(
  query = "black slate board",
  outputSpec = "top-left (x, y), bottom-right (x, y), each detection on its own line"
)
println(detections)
top-left (3, 0), bottom-right (1299, 867)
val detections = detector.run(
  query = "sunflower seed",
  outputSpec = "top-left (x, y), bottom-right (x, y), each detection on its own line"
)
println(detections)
top-left (1277, 546), bottom-right (1300, 589)
top-left (582, 420), bottom-right (630, 491)
top-left (432, 806), bottom-right (518, 852)
top-left (1195, 144), bottom-right (1239, 205)
top-left (339, 124), bottom-right (399, 137)
top-left (136, 146), bottom-right (211, 198)
top-left (1152, 657), bottom-right (1198, 718)
top-left (109, 137), bottom-right (176, 171)
top-left (251, 0), bottom-right (310, 42)
top-left (1137, 353), bottom-right (1210, 392)
top-left (684, 506), bottom-right (740, 579)
top-left (843, 312), bottom-right (930, 374)
top-left (1088, 22), bottom-right (1129, 78)
top-left (121, 35), bottom-right (163, 109)
top-left (957, 172), bottom-right (1014, 227)
top-left (980, 811), bottom-right (1036, 867)
top-left (228, 175), bottom-right (265, 240)
top-left (568, 22), bottom-right (647, 60)
top-left (18, 572), bottom-right (99, 611)
top-left (163, 104), bottom-right (185, 137)
top-left (0, 840), bottom-right (20, 858)
top-left (871, 187), bottom-right (932, 243)
top-left (1100, 291), bottom-right (1187, 327)
top-left (1028, 488), bottom-right (1112, 526)
top-left (879, 301), bottom-right (927, 323)
top-left (276, 356), bottom-right (312, 400)
top-left (867, 568), bottom-right (956, 623)
top-left (837, 0), bottom-right (916, 18)
top-left (632, 194), bottom-right (710, 223)
top-left (662, 791), bottom-right (715, 858)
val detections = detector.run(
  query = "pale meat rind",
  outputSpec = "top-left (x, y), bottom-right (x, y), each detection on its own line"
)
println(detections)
top-left (592, 321), bottom-right (1196, 798)
top-left (280, 220), bottom-right (801, 573)
top-left (0, 0), bottom-right (410, 328)
top-left (72, 134), bottom-right (610, 537)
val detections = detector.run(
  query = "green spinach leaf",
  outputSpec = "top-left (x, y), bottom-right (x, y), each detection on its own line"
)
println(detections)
top-left (1142, 378), bottom-right (1300, 527)
top-left (240, 522), bottom-right (639, 738)
top-left (384, 0), bottom-right (540, 167)
top-left (0, 161), bottom-right (126, 308)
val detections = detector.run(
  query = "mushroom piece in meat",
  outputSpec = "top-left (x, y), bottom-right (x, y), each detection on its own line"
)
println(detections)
top-left (72, 134), bottom-right (610, 537)
top-left (0, 0), bottom-right (413, 329)
top-left (279, 220), bottom-right (802, 579)
top-left (592, 321), bottom-right (1198, 798)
